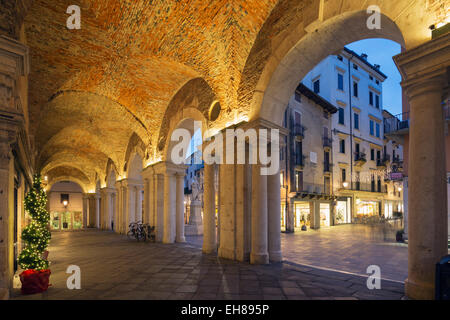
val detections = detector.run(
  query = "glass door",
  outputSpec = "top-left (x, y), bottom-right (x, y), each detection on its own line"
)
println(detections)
top-left (62, 211), bottom-right (72, 230)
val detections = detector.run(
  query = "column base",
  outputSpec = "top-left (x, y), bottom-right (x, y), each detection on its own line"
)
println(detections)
top-left (250, 252), bottom-right (269, 265)
top-left (176, 236), bottom-right (186, 243)
top-left (218, 247), bottom-right (236, 260)
top-left (202, 244), bottom-right (217, 254)
top-left (405, 278), bottom-right (435, 300)
top-left (162, 237), bottom-right (175, 244)
top-left (269, 251), bottom-right (282, 262)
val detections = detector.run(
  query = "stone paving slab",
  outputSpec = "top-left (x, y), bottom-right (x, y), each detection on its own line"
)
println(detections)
top-left (11, 230), bottom-right (406, 300)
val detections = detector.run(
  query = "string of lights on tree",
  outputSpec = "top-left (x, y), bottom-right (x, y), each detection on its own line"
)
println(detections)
top-left (18, 174), bottom-right (51, 270)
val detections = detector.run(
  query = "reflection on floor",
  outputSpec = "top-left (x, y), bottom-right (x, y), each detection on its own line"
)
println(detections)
top-left (11, 229), bottom-right (406, 300)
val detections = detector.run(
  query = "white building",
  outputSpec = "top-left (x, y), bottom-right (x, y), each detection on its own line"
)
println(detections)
top-left (302, 48), bottom-right (403, 224)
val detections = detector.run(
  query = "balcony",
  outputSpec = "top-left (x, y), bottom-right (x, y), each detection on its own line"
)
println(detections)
top-left (297, 182), bottom-right (333, 199)
top-left (354, 152), bottom-right (367, 166)
top-left (323, 137), bottom-right (332, 151)
top-left (376, 154), bottom-right (390, 168)
top-left (292, 124), bottom-right (305, 140)
top-left (384, 112), bottom-right (410, 136)
top-left (339, 180), bottom-right (387, 193)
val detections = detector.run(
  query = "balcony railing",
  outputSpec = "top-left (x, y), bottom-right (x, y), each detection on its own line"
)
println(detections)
top-left (292, 124), bottom-right (305, 138)
top-left (339, 180), bottom-right (387, 193)
top-left (354, 152), bottom-right (367, 163)
top-left (376, 154), bottom-right (390, 167)
top-left (297, 182), bottom-right (332, 195)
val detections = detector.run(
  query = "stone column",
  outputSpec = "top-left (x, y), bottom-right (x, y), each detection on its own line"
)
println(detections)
top-left (394, 34), bottom-right (449, 300)
top-left (309, 201), bottom-right (321, 230)
top-left (0, 133), bottom-right (15, 300)
top-left (203, 163), bottom-right (217, 253)
top-left (114, 181), bottom-right (122, 233)
top-left (100, 189), bottom-right (110, 229)
top-left (405, 78), bottom-right (447, 299)
top-left (87, 193), bottom-right (96, 228)
top-left (93, 194), bottom-right (100, 228)
top-left (267, 170), bottom-right (282, 262)
top-left (218, 162), bottom-right (237, 260)
top-left (82, 194), bottom-right (89, 228)
top-left (155, 174), bottom-right (164, 241)
top-left (163, 172), bottom-right (176, 243)
top-left (250, 164), bottom-right (269, 264)
top-left (135, 184), bottom-right (143, 223)
top-left (176, 173), bottom-right (186, 242)
top-left (286, 197), bottom-right (295, 232)
top-left (143, 178), bottom-right (149, 224)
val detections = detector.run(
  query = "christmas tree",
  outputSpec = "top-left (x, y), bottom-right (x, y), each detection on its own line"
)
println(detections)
top-left (18, 174), bottom-right (51, 270)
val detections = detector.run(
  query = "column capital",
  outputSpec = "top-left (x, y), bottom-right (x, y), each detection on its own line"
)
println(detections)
top-left (152, 161), bottom-right (188, 175)
top-left (100, 187), bottom-right (116, 194)
top-left (118, 178), bottom-right (143, 188)
top-left (393, 33), bottom-right (449, 97)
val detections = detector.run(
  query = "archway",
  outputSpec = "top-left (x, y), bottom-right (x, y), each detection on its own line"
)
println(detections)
top-left (252, 11), bottom-right (405, 125)
top-left (48, 181), bottom-right (85, 231)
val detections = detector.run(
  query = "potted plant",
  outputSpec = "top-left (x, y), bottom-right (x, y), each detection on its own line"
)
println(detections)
top-left (18, 174), bottom-right (52, 295)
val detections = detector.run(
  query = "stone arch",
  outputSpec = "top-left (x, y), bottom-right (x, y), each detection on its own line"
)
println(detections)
top-left (105, 158), bottom-right (119, 184)
top-left (239, 10), bottom-right (405, 126)
top-left (127, 152), bottom-right (144, 181)
top-left (46, 177), bottom-right (89, 194)
top-left (157, 78), bottom-right (217, 156)
top-left (106, 169), bottom-right (117, 189)
top-left (124, 133), bottom-right (147, 173)
top-left (163, 108), bottom-right (208, 164)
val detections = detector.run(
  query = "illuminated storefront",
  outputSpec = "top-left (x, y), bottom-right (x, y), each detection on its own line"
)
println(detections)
top-left (50, 211), bottom-right (83, 231)
top-left (335, 198), bottom-right (351, 224)
top-left (355, 199), bottom-right (381, 217)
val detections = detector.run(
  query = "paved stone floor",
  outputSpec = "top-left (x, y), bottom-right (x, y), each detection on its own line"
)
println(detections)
top-left (280, 224), bottom-right (409, 282)
top-left (12, 228), bottom-right (406, 300)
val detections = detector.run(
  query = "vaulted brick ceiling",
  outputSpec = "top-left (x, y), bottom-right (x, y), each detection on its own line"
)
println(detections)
top-left (16, 0), bottom-right (443, 190)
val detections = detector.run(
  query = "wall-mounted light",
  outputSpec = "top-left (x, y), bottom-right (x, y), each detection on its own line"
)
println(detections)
top-left (342, 181), bottom-right (349, 188)
top-left (62, 200), bottom-right (68, 207)
top-left (397, 187), bottom-right (402, 192)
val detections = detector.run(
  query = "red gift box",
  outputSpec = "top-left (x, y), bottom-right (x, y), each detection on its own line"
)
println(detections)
top-left (19, 269), bottom-right (51, 295)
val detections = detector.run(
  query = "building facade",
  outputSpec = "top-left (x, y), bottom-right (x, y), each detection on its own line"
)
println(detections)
top-left (280, 84), bottom-right (337, 232)
top-left (293, 48), bottom-right (404, 228)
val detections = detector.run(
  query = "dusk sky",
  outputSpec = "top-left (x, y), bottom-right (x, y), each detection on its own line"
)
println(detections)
top-left (346, 38), bottom-right (403, 116)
